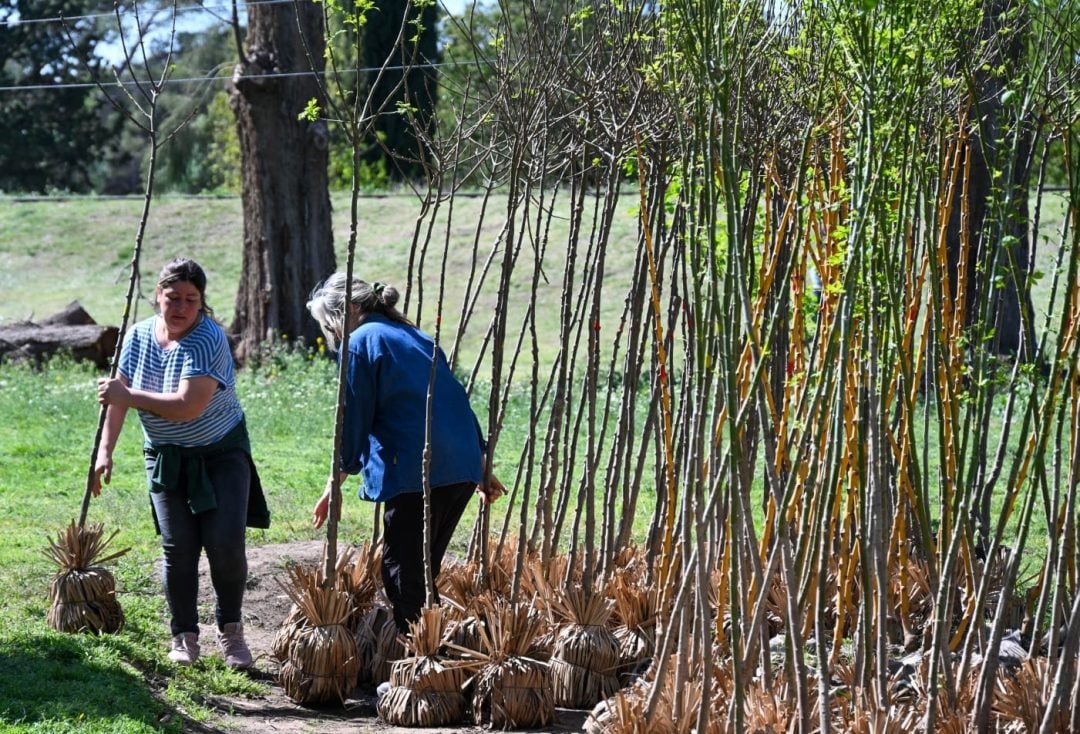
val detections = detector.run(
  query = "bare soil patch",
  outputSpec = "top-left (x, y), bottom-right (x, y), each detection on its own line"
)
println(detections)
top-left (180, 539), bottom-right (589, 734)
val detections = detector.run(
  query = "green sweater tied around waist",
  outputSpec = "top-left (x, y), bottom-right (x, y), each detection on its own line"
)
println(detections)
top-left (145, 419), bottom-right (271, 531)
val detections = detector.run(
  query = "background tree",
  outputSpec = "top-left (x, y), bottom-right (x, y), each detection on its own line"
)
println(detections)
top-left (152, 28), bottom-right (240, 193)
top-left (360, 0), bottom-right (439, 180)
top-left (945, 0), bottom-right (1038, 361)
top-left (229, 1), bottom-right (334, 360)
top-left (0, 0), bottom-right (117, 193)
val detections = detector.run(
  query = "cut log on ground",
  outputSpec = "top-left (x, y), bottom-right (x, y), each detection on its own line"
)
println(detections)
top-left (38, 301), bottom-right (98, 327)
top-left (0, 302), bottom-right (118, 368)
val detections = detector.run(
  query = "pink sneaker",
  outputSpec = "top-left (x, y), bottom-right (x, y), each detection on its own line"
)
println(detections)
top-left (168, 632), bottom-right (200, 666)
top-left (217, 622), bottom-right (253, 670)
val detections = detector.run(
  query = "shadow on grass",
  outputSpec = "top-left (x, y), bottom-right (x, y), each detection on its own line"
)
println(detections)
top-left (0, 630), bottom-right (172, 731)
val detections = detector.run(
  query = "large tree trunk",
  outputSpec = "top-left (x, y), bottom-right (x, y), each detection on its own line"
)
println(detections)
top-left (229, 1), bottom-right (334, 362)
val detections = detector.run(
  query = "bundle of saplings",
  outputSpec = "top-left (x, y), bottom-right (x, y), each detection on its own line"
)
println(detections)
top-left (549, 587), bottom-right (621, 708)
top-left (609, 568), bottom-right (656, 678)
top-left (467, 597), bottom-right (555, 729)
top-left (378, 606), bottom-right (472, 726)
top-left (275, 564), bottom-right (359, 704)
top-left (45, 521), bottom-right (129, 634)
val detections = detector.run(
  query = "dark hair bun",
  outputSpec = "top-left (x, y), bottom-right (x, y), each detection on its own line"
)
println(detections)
top-left (381, 285), bottom-right (400, 309)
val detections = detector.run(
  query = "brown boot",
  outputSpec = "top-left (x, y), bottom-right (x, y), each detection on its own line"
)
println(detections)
top-left (217, 622), bottom-right (253, 670)
top-left (168, 632), bottom-right (200, 666)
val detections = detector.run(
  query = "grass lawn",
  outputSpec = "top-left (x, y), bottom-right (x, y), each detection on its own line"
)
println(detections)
top-left (0, 191), bottom-right (644, 375)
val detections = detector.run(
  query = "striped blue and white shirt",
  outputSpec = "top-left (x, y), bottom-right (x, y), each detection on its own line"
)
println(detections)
top-left (118, 315), bottom-right (244, 447)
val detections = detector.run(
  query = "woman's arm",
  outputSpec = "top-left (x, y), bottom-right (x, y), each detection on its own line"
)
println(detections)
top-left (312, 471), bottom-right (351, 529)
top-left (97, 374), bottom-right (217, 422)
top-left (90, 380), bottom-right (131, 497)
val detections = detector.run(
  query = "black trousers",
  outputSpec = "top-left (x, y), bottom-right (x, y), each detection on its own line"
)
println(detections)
top-left (381, 482), bottom-right (475, 633)
top-left (146, 449), bottom-right (250, 636)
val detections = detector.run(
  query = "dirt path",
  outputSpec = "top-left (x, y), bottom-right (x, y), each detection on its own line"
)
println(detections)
top-left (183, 540), bottom-right (590, 734)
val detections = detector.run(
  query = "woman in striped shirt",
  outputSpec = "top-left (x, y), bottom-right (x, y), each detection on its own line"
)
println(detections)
top-left (92, 258), bottom-right (269, 670)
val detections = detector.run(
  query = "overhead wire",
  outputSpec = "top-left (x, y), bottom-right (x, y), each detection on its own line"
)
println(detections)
top-left (0, 0), bottom-right (486, 94)
top-left (0, 0), bottom-right (291, 27)
top-left (0, 60), bottom-right (475, 93)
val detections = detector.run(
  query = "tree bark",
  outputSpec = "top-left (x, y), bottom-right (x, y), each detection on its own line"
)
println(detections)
top-left (946, 0), bottom-right (1036, 361)
top-left (229, 1), bottom-right (334, 362)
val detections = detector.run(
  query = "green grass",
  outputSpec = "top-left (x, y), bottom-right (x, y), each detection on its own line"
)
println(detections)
top-left (0, 192), bottom-right (644, 375)
top-left (0, 346), bottom-right (655, 732)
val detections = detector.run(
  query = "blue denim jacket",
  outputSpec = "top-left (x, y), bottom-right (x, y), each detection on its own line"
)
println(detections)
top-left (340, 314), bottom-right (485, 502)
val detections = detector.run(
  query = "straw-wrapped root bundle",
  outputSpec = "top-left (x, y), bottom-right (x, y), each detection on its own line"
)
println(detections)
top-left (44, 521), bottom-right (129, 634)
top-left (378, 685), bottom-right (464, 727)
top-left (550, 644), bottom-right (621, 710)
top-left (275, 565), bottom-right (359, 705)
top-left (47, 566), bottom-right (125, 634)
top-left (469, 599), bottom-right (555, 729)
top-left (354, 602), bottom-right (395, 685)
top-left (271, 604), bottom-right (306, 663)
top-left (369, 607), bottom-right (407, 685)
top-left (609, 567), bottom-right (656, 679)
top-left (612, 625), bottom-right (653, 677)
top-left (279, 622), bottom-right (360, 704)
top-left (473, 654), bottom-right (554, 729)
top-left (549, 589), bottom-right (621, 709)
top-left (378, 606), bottom-right (469, 727)
top-left (379, 656), bottom-right (469, 726)
top-left (584, 679), bottom-right (656, 734)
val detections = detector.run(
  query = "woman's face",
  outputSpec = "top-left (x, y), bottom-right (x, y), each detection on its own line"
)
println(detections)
top-left (156, 280), bottom-right (203, 338)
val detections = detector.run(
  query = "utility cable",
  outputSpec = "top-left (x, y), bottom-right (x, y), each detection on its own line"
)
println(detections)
top-left (0, 59), bottom-right (479, 93)
top-left (0, 0), bottom-right (290, 27)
